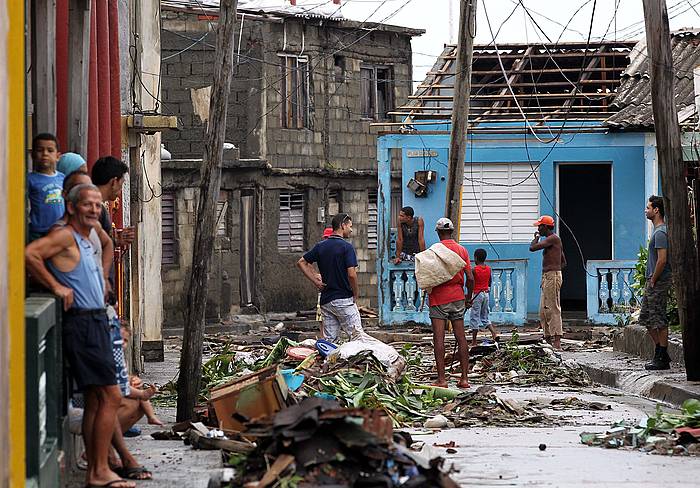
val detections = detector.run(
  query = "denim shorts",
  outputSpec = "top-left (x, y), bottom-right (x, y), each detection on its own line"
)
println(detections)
top-left (429, 299), bottom-right (466, 321)
top-left (320, 297), bottom-right (364, 342)
top-left (469, 291), bottom-right (491, 330)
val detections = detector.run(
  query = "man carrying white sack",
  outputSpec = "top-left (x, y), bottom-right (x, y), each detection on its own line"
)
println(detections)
top-left (414, 218), bottom-right (474, 389)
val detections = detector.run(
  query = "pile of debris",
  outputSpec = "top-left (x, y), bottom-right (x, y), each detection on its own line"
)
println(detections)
top-left (439, 385), bottom-right (554, 428)
top-left (580, 399), bottom-right (700, 456)
top-left (234, 397), bottom-right (458, 487)
top-left (470, 334), bottom-right (591, 387)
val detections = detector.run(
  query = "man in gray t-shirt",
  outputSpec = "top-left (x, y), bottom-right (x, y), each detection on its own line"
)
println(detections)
top-left (639, 196), bottom-right (673, 371)
top-left (646, 224), bottom-right (672, 281)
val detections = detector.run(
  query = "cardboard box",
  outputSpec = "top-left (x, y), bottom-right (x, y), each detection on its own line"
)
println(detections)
top-left (209, 365), bottom-right (288, 432)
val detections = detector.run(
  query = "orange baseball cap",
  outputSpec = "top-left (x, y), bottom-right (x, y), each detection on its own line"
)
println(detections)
top-left (322, 227), bottom-right (333, 239)
top-left (533, 215), bottom-right (555, 227)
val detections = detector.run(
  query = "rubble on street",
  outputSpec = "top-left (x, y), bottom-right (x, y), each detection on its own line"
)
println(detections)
top-left (580, 399), bottom-right (700, 456)
top-left (146, 323), bottom-right (615, 486)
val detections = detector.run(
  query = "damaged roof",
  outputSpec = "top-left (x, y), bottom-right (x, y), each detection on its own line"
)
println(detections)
top-left (162, 0), bottom-right (345, 19)
top-left (605, 30), bottom-right (700, 130)
top-left (392, 41), bottom-right (636, 125)
top-left (161, 0), bottom-right (424, 35)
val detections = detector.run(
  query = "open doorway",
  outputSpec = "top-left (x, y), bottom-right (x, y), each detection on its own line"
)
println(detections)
top-left (557, 164), bottom-right (612, 311)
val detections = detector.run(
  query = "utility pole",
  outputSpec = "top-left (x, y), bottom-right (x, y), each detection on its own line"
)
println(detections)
top-left (177, 0), bottom-right (239, 421)
top-left (643, 0), bottom-right (700, 380)
top-left (445, 0), bottom-right (476, 227)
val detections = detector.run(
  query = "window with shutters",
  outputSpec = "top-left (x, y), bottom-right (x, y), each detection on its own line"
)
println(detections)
top-left (390, 190), bottom-right (402, 229)
top-left (161, 191), bottom-right (177, 265)
top-left (361, 64), bottom-right (393, 120)
top-left (327, 189), bottom-right (340, 217)
top-left (368, 190), bottom-right (378, 250)
top-left (279, 54), bottom-right (311, 129)
top-left (216, 191), bottom-right (230, 237)
top-left (278, 192), bottom-right (305, 252)
top-left (460, 163), bottom-right (540, 242)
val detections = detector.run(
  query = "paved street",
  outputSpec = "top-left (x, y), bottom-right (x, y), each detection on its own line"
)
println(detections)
top-left (103, 341), bottom-right (700, 488)
top-left (414, 385), bottom-right (700, 487)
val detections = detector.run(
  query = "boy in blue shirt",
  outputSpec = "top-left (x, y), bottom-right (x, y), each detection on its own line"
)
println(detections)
top-left (27, 133), bottom-right (64, 240)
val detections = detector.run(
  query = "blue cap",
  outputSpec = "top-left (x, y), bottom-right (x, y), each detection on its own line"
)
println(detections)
top-left (57, 152), bottom-right (87, 176)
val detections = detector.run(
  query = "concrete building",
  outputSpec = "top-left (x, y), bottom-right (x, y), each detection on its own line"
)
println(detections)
top-left (158, 1), bottom-right (423, 327)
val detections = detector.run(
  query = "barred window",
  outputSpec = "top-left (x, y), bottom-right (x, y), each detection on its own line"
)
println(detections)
top-left (161, 191), bottom-right (177, 265)
top-left (278, 192), bottom-right (305, 252)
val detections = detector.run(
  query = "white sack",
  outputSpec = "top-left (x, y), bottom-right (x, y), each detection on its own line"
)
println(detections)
top-left (414, 242), bottom-right (466, 292)
top-left (327, 332), bottom-right (406, 379)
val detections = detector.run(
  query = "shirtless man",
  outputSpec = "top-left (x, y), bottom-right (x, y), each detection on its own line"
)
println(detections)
top-left (394, 206), bottom-right (426, 264)
top-left (26, 184), bottom-right (135, 488)
top-left (529, 215), bottom-right (567, 350)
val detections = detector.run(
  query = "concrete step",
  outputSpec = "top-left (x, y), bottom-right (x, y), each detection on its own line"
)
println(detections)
top-left (565, 349), bottom-right (700, 408)
top-left (613, 324), bottom-right (684, 363)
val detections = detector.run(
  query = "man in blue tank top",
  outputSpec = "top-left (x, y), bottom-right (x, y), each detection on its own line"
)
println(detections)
top-left (26, 184), bottom-right (136, 488)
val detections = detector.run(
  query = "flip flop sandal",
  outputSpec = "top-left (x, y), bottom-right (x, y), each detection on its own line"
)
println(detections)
top-left (117, 466), bottom-right (152, 480)
top-left (85, 479), bottom-right (133, 488)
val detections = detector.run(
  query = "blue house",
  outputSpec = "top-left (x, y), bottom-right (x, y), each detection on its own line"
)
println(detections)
top-left (375, 34), bottom-right (700, 326)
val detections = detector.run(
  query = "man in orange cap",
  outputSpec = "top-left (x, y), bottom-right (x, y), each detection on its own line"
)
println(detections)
top-left (529, 215), bottom-right (567, 350)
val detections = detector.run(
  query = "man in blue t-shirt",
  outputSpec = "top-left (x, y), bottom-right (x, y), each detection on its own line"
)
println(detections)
top-left (640, 195), bottom-right (674, 371)
top-left (297, 212), bottom-right (364, 342)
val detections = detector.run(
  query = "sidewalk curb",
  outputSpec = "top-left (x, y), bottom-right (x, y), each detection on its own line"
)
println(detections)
top-left (565, 351), bottom-right (700, 408)
top-left (613, 325), bottom-right (684, 363)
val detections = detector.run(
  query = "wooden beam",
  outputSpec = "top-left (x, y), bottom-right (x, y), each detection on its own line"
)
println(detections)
top-left (487, 47), bottom-right (533, 113)
top-left (426, 67), bottom-right (626, 76)
top-left (445, 0), bottom-right (476, 228)
top-left (408, 93), bottom-right (613, 100)
top-left (177, 0), bottom-right (239, 421)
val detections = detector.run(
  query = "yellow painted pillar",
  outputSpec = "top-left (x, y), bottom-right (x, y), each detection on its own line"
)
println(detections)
top-left (7, 1), bottom-right (26, 486)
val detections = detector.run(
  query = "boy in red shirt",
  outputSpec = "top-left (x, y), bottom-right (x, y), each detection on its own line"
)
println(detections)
top-left (428, 218), bottom-right (474, 389)
top-left (469, 248), bottom-right (498, 346)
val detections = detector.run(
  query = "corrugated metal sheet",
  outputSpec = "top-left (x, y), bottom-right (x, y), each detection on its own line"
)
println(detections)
top-left (606, 31), bottom-right (700, 130)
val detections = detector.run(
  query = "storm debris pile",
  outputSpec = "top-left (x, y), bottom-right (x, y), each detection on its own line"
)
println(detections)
top-left (439, 385), bottom-right (555, 428)
top-left (580, 399), bottom-right (700, 456)
top-left (470, 335), bottom-right (591, 387)
top-left (230, 397), bottom-right (459, 487)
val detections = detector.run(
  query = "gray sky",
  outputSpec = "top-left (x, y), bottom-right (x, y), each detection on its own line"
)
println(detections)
top-left (339, 0), bottom-right (700, 84)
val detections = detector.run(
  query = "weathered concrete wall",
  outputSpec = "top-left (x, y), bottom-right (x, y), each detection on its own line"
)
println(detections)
top-left (158, 8), bottom-right (415, 323)
top-left (160, 11), bottom-right (266, 160)
top-left (161, 162), bottom-right (397, 327)
top-left (259, 20), bottom-right (414, 171)
top-left (160, 10), bottom-right (414, 169)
